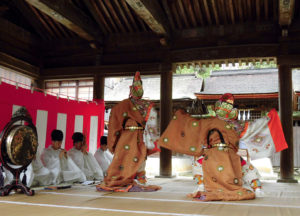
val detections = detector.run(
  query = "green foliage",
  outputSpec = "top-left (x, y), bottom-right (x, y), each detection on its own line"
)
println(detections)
top-left (176, 65), bottom-right (219, 79)
top-left (236, 61), bottom-right (277, 69)
top-left (176, 61), bottom-right (276, 78)
top-left (198, 67), bottom-right (213, 79)
top-left (176, 65), bottom-right (194, 74)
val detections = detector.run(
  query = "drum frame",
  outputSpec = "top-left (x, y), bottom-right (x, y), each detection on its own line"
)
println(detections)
top-left (0, 115), bottom-right (37, 196)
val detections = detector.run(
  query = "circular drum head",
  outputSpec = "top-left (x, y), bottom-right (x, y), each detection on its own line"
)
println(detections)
top-left (6, 125), bottom-right (38, 166)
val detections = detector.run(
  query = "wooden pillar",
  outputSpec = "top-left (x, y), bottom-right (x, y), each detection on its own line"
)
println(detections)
top-left (159, 64), bottom-right (173, 177)
top-left (93, 49), bottom-right (104, 100)
top-left (93, 75), bottom-right (105, 100)
top-left (35, 78), bottom-right (45, 89)
top-left (278, 65), bottom-right (297, 183)
top-left (32, 77), bottom-right (45, 93)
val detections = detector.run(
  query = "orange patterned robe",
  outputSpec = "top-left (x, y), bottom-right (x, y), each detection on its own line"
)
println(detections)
top-left (157, 109), bottom-right (255, 201)
top-left (96, 99), bottom-right (160, 191)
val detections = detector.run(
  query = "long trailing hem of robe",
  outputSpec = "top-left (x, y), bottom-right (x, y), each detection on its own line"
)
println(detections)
top-left (157, 109), bottom-right (255, 201)
top-left (96, 99), bottom-right (160, 192)
top-left (193, 147), bottom-right (255, 201)
top-left (193, 153), bottom-right (261, 192)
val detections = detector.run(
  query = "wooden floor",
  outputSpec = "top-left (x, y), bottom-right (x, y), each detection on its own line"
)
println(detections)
top-left (1, 178), bottom-right (300, 216)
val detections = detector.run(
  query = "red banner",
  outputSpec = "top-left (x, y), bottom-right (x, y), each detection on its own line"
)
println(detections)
top-left (0, 82), bottom-right (105, 152)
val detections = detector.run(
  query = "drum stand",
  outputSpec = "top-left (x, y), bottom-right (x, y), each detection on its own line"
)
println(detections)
top-left (0, 168), bottom-right (34, 196)
top-left (0, 108), bottom-right (37, 196)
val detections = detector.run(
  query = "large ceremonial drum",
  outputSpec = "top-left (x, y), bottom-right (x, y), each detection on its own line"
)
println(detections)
top-left (4, 125), bottom-right (38, 166)
top-left (0, 107), bottom-right (38, 196)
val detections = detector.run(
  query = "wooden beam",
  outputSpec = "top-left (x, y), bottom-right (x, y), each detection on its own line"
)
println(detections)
top-left (0, 41), bottom-right (40, 66)
top-left (219, 0), bottom-right (228, 25)
top-left (25, 0), bottom-right (103, 41)
top-left (97, 0), bottom-right (119, 33)
top-left (203, 0), bottom-right (212, 25)
top-left (82, 0), bottom-right (109, 34)
top-left (171, 44), bottom-right (279, 62)
top-left (40, 20), bottom-right (283, 67)
top-left (277, 54), bottom-right (300, 66)
top-left (247, 0), bottom-right (253, 20)
top-left (171, 1), bottom-right (183, 29)
top-left (8, 0), bottom-right (49, 40)
top-left (193, 0), bottom-right (205, 26)
top-left (185, 0), bottom-right (197, 27)
top-left (120, 0), bottom-right (140, 31)
top-left (256, 0), bottom-right (261, 21)
top-left (173, 22), bottom-right (278, 39)
top-left (279, 0), bottom-right (295, 26)
top-left (237, 0), bottom-right (244, 23)
top-left (211, 0), bottom-right (220, 25)
top-left (264, 0), bottom-right (269, 20)
top-left (125, 0), bottom-right (170, 36)
top-left (104, 0), bottom-right (127, 33)
top-left (54, 19), bottom-right (71, 38)
top-left (29, 4), bottom-right (56, 39)
top-left (0, 18), bottom-right (40, 66)
top-left (0, 52), bottom-right (40, 78)
top-left (162, 0), bottom-right (176, 30)
top-left (40, 11), bottom-right (62, 38)
top-left (40, 40), bottom-right (281, 73)
top-left (43, 47), bottom-right (164, 67)
top-left (40, 63), bottom-right (166, 79)
top-left (0, 18), bottom-right (39, 46)
top-left (113, 0), bottom-right (134, 32)
top-left (40, 38), bottom-right (99, 57)
top-left (273, 0), bottom-right (278, 21)
top-left (228, 0), bottom-right (235, 24)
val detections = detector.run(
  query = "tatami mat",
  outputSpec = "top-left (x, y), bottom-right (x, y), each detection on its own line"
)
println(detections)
top-left (0, 178), bottom-right (299, 216)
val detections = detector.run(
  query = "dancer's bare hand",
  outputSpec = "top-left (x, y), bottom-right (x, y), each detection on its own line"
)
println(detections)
top-left (59, 149), bottom-right (67, 159)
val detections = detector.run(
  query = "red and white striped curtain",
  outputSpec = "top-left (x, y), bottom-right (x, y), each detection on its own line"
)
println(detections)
top-left (0, 82), bottom-right (105, 155)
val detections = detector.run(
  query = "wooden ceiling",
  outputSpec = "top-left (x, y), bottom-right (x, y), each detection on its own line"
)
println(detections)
top-left (0, 0), bottom-right (300, 79)
top-left (0, 0), bottom-right (286, 39)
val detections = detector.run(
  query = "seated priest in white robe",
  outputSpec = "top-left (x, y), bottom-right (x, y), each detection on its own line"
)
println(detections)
top-left (68, 132), bottom-right (103, 181)
top-left (30, 154), bottom-right (54, 187)
top-left (41, 129), bottom-right (86, 185)
top-left (94, 136), bottom-right (113, 176)
top-left (2, 155), bottom-right (55, 188)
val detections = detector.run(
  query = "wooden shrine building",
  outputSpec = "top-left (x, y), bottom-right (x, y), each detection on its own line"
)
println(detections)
top-left (0, 0), bottom-right (300, 182)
